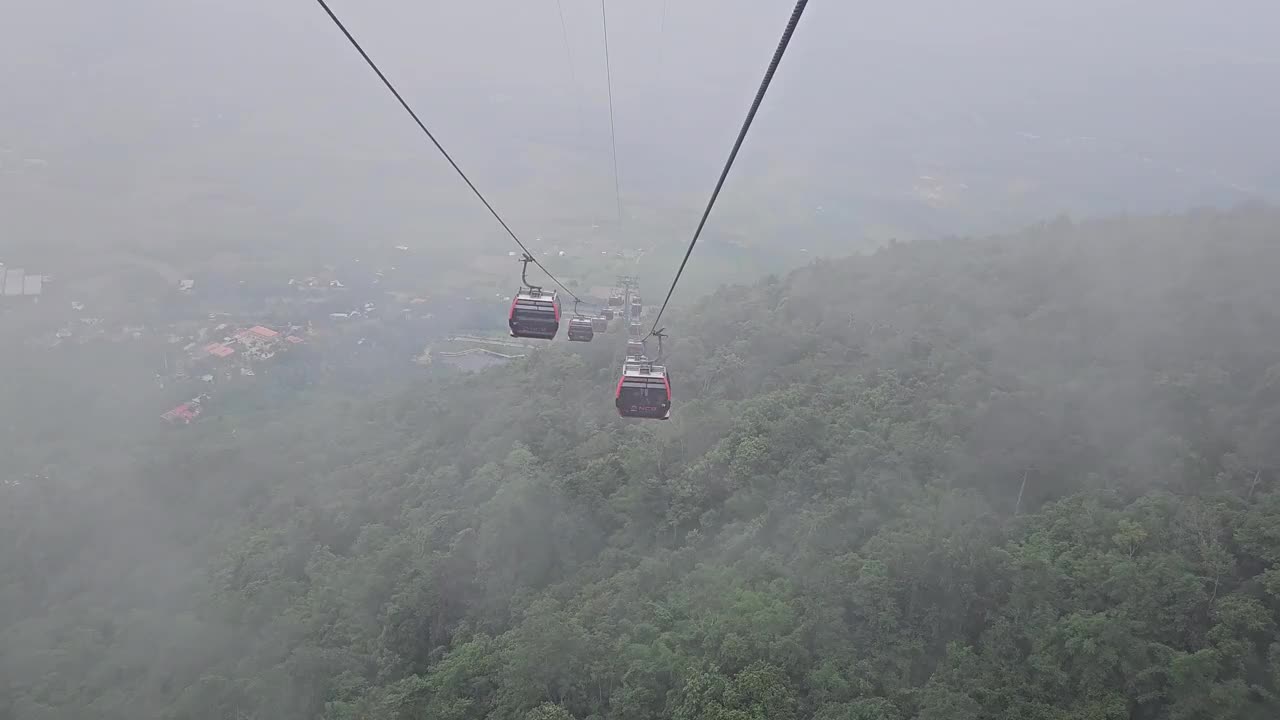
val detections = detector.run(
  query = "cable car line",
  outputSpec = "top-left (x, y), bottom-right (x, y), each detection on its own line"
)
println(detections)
top-left (555, 0), bottom-right (587, 142)
top-left (646, 0), bottom-right (810, 338)
top-left (555, 0), bottom-right (579, 93)
top-left (600, 0), bottom-right (623, 223)
top-left (311, 0), bottom-right (582, 303)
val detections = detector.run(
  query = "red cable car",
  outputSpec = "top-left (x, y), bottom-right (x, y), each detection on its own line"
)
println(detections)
top-left (615, 362), bottom-right (671, 420)
top-left (509, 288), bottom-right (560, 339)
top-left (567, 316), bottom-right (595, 342)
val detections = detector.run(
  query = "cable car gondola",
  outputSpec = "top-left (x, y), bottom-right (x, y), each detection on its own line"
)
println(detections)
top-left (567, 316), bottom-right (595, 342)
top-left (509, 288), bottom-right (560, 339)
top-left (626, 339), bottom-right (645, 357)
top-left (629, 322), bottom-right (644, 338)
top-left (601, 307), bottom-right (615, 320)
top-left (590, 315), bottom-right (608, 333)
top-left (616, 361), bottom-right (671, 420)
top-left (508, 254), bottom-right (560, 339)
top-left (608, 292), bottom-right (624, 307)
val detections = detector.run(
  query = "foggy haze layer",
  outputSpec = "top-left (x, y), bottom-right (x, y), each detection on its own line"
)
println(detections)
top-left (4, 3), bottom-right (1280, 718)
top-left (3, 0), bottom-right (1278, 269)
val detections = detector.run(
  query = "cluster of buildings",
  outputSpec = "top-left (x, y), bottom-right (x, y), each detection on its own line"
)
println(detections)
top-left (161, 324), bottom-right (308, 424)
top-left (198, 324), bottom-right (302, 364)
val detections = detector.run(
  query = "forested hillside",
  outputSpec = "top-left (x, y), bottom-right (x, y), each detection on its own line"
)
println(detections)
top-left (5, 206), bottom-right (1280, 720)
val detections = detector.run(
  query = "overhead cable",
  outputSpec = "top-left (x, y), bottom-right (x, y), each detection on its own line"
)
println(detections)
top-left (648, 0), bottom-right (810, 336)
top-left (555, 0), bottom-right (587, 138)
top-left (312, 0), bottom-right (581, 301)
top-left (600, 0), bottom-right (623, 223)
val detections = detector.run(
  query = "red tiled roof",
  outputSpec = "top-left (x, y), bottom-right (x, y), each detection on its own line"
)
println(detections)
top-left (162, 403), bottom-right (201, 423)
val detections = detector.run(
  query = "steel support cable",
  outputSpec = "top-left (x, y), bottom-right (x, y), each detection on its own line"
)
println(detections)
top-left (557, 0), bottom-right (602, 236)
top-left (647, 0), bottom-right (810, 337)
top-left (555, 0), bottom-right (588, 140)
top-left (312, 0), bottom-right (582, 302)
top-left (600, 0), bottom-right (623, 224)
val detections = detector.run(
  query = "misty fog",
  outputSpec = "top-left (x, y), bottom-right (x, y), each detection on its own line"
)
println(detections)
top-left (3, 2), bottom-right (1280, 719)
top-left (5, 0), bottom-right (1278, 267)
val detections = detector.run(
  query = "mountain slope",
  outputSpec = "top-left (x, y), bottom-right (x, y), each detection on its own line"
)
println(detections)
top-left (4, 206), bottom-right (1280, 720)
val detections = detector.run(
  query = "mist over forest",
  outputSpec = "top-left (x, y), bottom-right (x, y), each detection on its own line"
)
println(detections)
top-left (3, 2), bottom-right (1280, 719)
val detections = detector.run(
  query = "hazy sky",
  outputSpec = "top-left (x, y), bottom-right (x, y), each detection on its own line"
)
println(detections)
top-left (3, 0), bottom-right (1278, 262)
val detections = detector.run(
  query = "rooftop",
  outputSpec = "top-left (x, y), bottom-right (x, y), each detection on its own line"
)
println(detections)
top-left (161, 403), bottom-right (202, 424)
top-left (1, 268), bottom-right (42, 297)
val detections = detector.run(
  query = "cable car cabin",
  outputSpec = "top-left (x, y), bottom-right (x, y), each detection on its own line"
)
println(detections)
top-left (601, 307), bottom-right (615, 320)
top-left (591, 316), bottom-right (609, 333)
top-left (509, 289), bottom-right (561, 339)
top-left (608, 294), bottom-right (624, 307)
top-left (567, 316), bottom-right (595, 342)
top-left (629, 322), bottom-right (644, 338)
top-left (626, 339), bottom-right (645, 357)
top-left (616, 363), bottom-right (671, 420)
